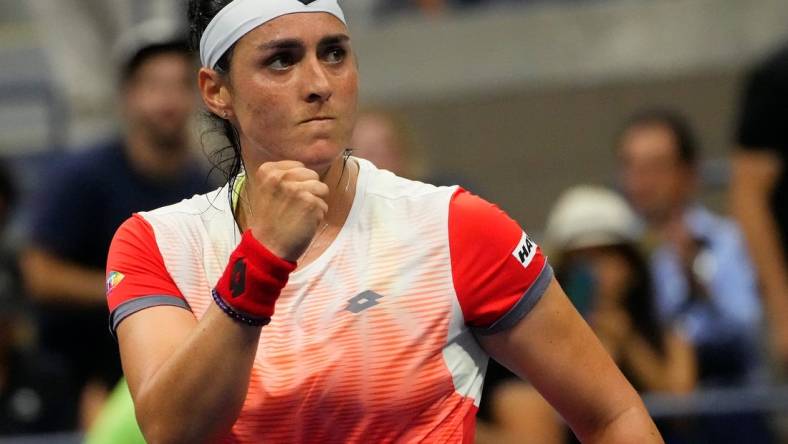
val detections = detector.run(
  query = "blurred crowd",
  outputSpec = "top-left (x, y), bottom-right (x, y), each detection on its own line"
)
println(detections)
top-left (1, 1), bottom-right (788, 443)
top-left (365, 0), bottom-right (588, 18)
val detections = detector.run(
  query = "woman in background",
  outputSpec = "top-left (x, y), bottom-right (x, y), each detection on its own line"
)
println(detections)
top-left (478, 186), bottom-right (695, 444)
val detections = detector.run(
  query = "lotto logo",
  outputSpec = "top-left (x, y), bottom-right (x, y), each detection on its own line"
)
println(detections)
top-left (297, 0), bottom-right (318, 4)
top-left (346, 291), bottom-right (384, 313)
top-left (512, 232), bottom-right (536, 269)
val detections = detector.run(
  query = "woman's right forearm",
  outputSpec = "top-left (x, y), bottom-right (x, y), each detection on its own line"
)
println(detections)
top-left (126, 230), bottom-right (296, 443)
top-left (130, 305), bottom-right (262, 444)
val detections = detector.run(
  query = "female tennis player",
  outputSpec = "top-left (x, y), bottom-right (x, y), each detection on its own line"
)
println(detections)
top-left (106, 1), bottom-right (663, 442)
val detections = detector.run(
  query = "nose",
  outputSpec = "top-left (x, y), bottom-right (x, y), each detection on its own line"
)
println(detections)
top-left (303, 56), bottom-right (332, 104)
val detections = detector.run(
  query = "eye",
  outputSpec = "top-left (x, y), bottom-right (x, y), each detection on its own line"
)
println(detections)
top-left (323, 46), bottom-right (347, 64)
top-left (266, 52), bottom-right (296, 71)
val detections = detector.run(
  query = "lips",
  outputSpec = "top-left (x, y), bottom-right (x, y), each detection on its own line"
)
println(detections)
top-left (301, 116), bottom-right (335, 124)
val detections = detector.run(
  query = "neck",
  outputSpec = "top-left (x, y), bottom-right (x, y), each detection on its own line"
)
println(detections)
top-left (124, 129), bottom-right (188, 179)
top-left (649, 203), bottom-right (687, 232)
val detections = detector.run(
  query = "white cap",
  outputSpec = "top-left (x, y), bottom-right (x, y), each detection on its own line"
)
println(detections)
top-left (112, 18), bottom-right (185, 69)
top-left (544, 185), bottom-right (641, 253)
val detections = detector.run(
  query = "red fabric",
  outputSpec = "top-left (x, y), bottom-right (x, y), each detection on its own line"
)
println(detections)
top-left (462, 405), bottom-right (478, 444)
top-left (106, 214), bottom-right (185, 312)
top-left (214, 230), bottom-right (297, 320)
top-left (448, 188), bottom-right (547, 329)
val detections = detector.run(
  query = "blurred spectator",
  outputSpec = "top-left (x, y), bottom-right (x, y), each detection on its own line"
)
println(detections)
top-left (350, 109), bottom-right (477, 189)
top-left (617, 108), bottom-right (764, 386)
top-left (350, 110), bottom-right (421, 179)
top-left (476, 185), bottom-right (695, 444)
top-left (0, 303), bottom-right (75, 435)
top-left (0, 161), bottom-right (76, 434)
top-left (19, 20), bottom-right (211, 429)
top-left (28, 0), bottom-right (185, 147)
top-left (376, 0), bottom-right (526, 17)
top-left (730, 43), bottom-right (788, 371)
top-left (544, 186), bottom-right (696, 394)
top-left (375, 0), bottom-right (448, 17)
top-left (618, 109), bottom-right (774, 443)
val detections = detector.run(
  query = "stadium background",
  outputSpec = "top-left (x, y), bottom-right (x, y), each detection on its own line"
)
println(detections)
top-left (1, 0), bottom-right (788, 442)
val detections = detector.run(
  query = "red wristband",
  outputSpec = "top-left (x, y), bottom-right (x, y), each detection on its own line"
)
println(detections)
top-left (214, 230), bottom-right (297, 324)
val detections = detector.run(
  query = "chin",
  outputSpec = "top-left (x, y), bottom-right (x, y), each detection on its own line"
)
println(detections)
top-left (298, 139), bottom-right (347, 168)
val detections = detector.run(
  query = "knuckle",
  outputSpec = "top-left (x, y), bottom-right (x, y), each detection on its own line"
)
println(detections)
top-left (280, 181), bottom-right (298, 195)
top-left (298, 189), bottom-right (315, 203)
top-left (315, 182), bottom-right (330, 196)
top-left (266, 170), bottom-right (285, 186)
top-left (257, 162), bottom-right (276, 176)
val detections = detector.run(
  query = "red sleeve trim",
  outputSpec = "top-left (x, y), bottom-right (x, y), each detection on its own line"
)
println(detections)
top-left (449, 188), bottom-right (549, 329)
top-left (106, 214), bottom-right (185, 313)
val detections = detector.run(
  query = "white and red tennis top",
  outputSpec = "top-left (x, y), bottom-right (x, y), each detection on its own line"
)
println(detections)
top-left (106, 158), bottom-right (552, 443)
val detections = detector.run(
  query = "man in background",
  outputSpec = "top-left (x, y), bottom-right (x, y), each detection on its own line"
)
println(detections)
top-left (617, 108), bottom-right (772, 441)
top-left (20, 21), bottom-right (210, 429)
top-left (616, 108), bottom-right (764, 387)
top-left (730, 43), bottom-right (788, 372)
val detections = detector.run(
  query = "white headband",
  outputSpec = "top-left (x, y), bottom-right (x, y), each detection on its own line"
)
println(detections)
top-left (200, 0), bottom-right (346, 69)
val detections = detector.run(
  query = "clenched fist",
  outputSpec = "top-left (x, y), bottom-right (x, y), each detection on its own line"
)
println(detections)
top-left (246, 161), bottom-right (330, 261)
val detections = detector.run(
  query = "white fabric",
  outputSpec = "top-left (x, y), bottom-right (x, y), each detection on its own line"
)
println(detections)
top-left (200, 0), bottom-right (346, 68)
top-left (138, 158), bottom-right (487, 410)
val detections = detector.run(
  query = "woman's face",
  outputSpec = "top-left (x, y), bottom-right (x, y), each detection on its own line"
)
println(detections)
top-left (563, 246), bottom-right (634, 308)
top-left (223, 12), bottom-right (358, 172)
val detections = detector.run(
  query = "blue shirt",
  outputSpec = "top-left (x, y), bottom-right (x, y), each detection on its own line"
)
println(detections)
top-left (651, 205), bottom-right (763, 382)
top-left (30, 140), bottom-right (212, 269)
top-left (26, 140), bottom-right (213, 398)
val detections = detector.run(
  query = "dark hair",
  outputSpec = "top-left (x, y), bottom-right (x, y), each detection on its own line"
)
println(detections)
top-left (556, 243), bottom-right (666, 361)
top-left (618, 108), bottom-right (699, 167)
top-left (0, 159), bottom-right (16, 227)
top-left (188, 0), bottom-right (235, 74)
top-left (614, 243), bottom-right (666, 357)
top-left (120, 40), bottom-right (192, 85)
top-left (188, 0), bottom-right (243, 189)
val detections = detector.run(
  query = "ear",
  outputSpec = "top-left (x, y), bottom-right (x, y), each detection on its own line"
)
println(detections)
top-left (198, 67), bottom-right (234, 119)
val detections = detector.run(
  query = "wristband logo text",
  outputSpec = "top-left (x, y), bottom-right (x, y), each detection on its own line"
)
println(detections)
top-left (231, 259), bottom-right (247, 298)
top-left (512, 231), bottom-right (537, 269)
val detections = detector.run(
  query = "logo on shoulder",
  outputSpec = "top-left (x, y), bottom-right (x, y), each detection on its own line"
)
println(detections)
top-left (106, 271), bottom-right (125, 294)
top-left (511, 231), bottom-right (537, 269)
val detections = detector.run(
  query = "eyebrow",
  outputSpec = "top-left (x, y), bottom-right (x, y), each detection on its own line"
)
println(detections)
top-left (318, 34), bottom-right (350, 47)
top-left (257, 34), bottom-right (350, 51)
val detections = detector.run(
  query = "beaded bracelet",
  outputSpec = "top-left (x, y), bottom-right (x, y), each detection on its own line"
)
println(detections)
top-left (211, 288), bottom-right (271, 327)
